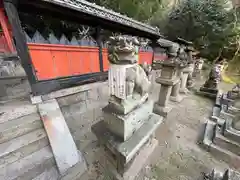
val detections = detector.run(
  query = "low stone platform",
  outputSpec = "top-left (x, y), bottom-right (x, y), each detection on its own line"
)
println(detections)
top-left (206, 168), bottom-right (240, 180)
top-left (91, 113), bottom-right (163, 179)
top-left (98, 138), bottom-right (158, 180)
top-left (197, 87), bottom-right (219, 99)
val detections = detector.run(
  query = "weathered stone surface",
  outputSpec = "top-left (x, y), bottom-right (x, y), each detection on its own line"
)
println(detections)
top-left (0, 134), bottom-right (48, 169)
top-left (107, 36), bottom-right (139, 64)
top-left (200, 87), bottom-right (218, 94)
top-left (87, 89), bottom-right (100, 100)
top-left (32, 167), bottom-right (59, 180)
top-left (38, 99), bottom-right (84, 175)
top-left (170, 95), bottom-right (183, 103)
top-left (61, 101), bottom-right (87, 118)
top-left (103, 100), bottom-right (153, 141)
top-left (214, 133), bottom-right (240, 156)
top-left (208, 169), bottom-right (240, 180)
top-left (155, 77), bottom-right (179, 86)
top-left (98, 138), bottom-right (158, 180)
top-left (180, 72), bottom-right (189, 94)
top-left (202, 63), bottom-right (222, 90)
top-left (156, 85), bottom-right (172, 107)
top-left (41, 81), bottom-right (107, 101)
top-left (0, 129), bottom-right (47, 159)
top-left (92, 113), bottom-right (163, 169)
top-left (57, 91), bottom-right (88, 107)
top-left (0, 146), bottom-right (55, 180)
top-left (0, 100), bottom-right (37, 124)
top-left (108, 93), bottom-right (148, 115)
top-left (153, 103), bottom-right (172, 117)
top-left (160, 65), bottom-right (178, 80)
top-left (197, 87), bottom-right (219, 99)
top-left (0, 113), bottom-right (42, 144)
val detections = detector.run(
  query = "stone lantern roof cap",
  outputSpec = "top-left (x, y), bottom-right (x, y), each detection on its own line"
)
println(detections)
top-left (175, 38), bottom-right (195, 52)
top-left (176, 37), bottom-right (193, 45)
top-left (157, 38), bottom-right (177, 48)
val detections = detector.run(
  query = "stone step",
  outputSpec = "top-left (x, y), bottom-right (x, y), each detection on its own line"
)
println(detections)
top-left (60, 154), bottom-right (87, 180)
top-left (224, 128), bottom-right (240, 144)
top-left (0, 100), bottom-right (37, 124)
top-left (0, 113), bottom-right (42, 144)
top-left (209, 144), bottom-right (240, 169)
top-left (0, 129), bottom-right (48, 168)
top-left (214, 133), bottom-right (240, 156)
top-left (31, 153), bottom-right (88, 180)
top-left (0, 146), bottom-right (55, 180)
top-left (31, 167), bottom-right (59, 180)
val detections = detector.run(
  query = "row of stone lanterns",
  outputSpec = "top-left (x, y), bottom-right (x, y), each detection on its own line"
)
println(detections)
top-left (152, 38), bottom-right (196, 117)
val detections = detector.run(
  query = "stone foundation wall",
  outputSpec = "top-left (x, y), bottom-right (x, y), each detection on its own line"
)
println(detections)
top-left (53, 81), bottom-right (109, 150)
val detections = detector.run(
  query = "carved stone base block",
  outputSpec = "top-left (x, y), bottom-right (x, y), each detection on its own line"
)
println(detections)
top-left (108, 93), bottom-right (148, 115)
top-left (170, 80), bottom-right (183, 103)
top-left (153, 103), bottom-right (172, 117)
top-left (103, 100), bottom-right (154, 141)
top-left (157, 84), bottom-right (172, 107)
top-left (91, 114), bottom-right (163, 178)
top-left (180, 68), bottom-right (191, 94)
top-left (99, 138), bottom-right (158, 180)
top-left (208, 169), bottom-right (240, 180)
top-left (170, 95), bottom-right (183, 103)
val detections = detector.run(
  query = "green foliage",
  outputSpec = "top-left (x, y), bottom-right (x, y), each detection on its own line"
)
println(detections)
top-left (89, 0), bottom-right (167, 22)
top-left (90, 0), bottom-right (240, 63)
top-left (19, 0), bottom-right (240, 64)
top-left (162, 0), bottom-right (240, 62)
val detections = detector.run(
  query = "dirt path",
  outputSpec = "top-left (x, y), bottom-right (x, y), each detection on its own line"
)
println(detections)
top-left (137, 93), bottom-right (230, 180)
top-left (80, 74), bottom-right (235, 180)
top-left (137, 73), bottom-right (237, 180)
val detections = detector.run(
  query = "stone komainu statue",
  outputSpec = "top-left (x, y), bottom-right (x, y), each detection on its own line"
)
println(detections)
top-left (203, 59), bottom-right (223, 89)
top-left (107, 35), bottom-right (151, 111)
top-left (107, 36), bottom-right (139, 64)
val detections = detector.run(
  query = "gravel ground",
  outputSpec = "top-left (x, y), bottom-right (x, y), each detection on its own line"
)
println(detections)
top-left (137, 93), bottom-right (230, 180)
top-left (136, 74), bottom-right (235, 180)
top-left (80, 73), bottom-right (236, 180)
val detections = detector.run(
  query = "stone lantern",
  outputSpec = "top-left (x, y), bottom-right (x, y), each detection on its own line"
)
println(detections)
top-left (175, 38), bottom-right (195, 93)
top-left (168, 42), bottom-right (188, 102)
top-left (152, 38), bottom-right (182, 116)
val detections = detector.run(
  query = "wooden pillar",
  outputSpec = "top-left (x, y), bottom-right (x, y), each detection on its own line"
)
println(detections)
top-left (96, 27), bottom-right (104, 72)
top-left (3, 0), bottom-right (37, 85)
top-left (0, 7), bottom-right (15, 52)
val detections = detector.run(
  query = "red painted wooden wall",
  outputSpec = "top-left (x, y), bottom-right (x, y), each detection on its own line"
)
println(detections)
top-left (28, 43), bottom-right (157, 81)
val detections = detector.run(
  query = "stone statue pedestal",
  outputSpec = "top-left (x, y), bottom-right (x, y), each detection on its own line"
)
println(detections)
top-left (198, 63), bottom-right (222, 98)
top-left (180, 66), bottom-right (191, 94)
top-left (103, 100), bottom-right (154, 141)
top-left (199, 87), bottom-right (219, 98)
top-left (92, 42), bottom-right (163, 180)
top-left (153, 61), bottom-right (179, 117)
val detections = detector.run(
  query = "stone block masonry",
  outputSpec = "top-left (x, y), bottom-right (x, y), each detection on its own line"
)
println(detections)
top-left (30, 81), bottom-right (109, 178)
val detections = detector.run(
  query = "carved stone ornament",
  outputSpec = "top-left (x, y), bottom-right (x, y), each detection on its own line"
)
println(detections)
top-left (107, 35), bottom-right (140, 64)
top-left (107, 36), bottom-right (151, 114)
